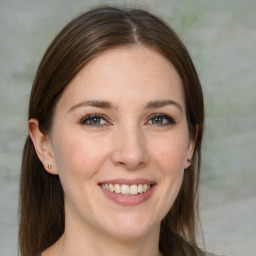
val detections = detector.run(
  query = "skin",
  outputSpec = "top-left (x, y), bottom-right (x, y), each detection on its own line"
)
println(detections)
top-left (29, 46), bottom-right (195, 256)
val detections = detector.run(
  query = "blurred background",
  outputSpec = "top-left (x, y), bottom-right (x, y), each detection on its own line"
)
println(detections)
top-left (0, 0), bottom-right (255, 255)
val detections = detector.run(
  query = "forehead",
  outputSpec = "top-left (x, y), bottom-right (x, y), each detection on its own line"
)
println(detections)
top-left (56, 46), bottom-right (185, 111)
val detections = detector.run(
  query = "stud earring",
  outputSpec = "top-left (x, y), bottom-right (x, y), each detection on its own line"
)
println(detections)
top-left (184, 158), bottom-right (191, 172)
top-left (47, 165), bottom-right (52, 169)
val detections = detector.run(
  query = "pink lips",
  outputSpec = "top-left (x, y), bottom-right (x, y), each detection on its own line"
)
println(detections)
top-left (98, 178), bottom-right (156, 206)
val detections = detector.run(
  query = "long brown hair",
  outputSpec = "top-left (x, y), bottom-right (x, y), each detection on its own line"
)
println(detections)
top-left (19, 6), bottom-right (204, 256)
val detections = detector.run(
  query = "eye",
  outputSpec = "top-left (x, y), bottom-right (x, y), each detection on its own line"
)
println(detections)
top-left (146, 114), bottom-right (176, 126)
top-left (80, 114), bottom-right (109, 126)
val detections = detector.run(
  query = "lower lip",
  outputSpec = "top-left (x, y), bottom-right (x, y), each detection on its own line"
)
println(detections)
top-left (100, 185), bottom-right (156, 206)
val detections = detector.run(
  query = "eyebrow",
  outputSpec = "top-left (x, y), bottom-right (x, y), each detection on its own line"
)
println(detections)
top-left (68, 99), bottom-right (182, 112)
top-left (145, 100), bottom-right (182, 112)
top-left (68, 100), bottom-right (118, 112)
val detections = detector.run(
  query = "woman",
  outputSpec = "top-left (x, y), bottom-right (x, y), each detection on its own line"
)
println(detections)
top-left (19, 6), bottom-right (212, 256)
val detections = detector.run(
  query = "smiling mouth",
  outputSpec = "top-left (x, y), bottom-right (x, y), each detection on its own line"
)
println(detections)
top-left (100, 183), bottom-right (152, 196)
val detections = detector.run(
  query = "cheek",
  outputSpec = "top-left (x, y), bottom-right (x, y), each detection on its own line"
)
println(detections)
top-left (152, 135), bottom-right (188, 175)
top-left (52, 133), bottom-right (107, 181)
top-left (149, 138), bottom-right (186, 221)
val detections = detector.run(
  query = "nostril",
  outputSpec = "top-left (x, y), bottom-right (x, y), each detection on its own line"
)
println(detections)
top-left (110, 133), bottom-right (149, 169)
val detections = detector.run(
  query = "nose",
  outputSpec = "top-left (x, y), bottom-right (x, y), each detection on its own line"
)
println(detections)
top-left (110, 125), bottom-right (149, 170)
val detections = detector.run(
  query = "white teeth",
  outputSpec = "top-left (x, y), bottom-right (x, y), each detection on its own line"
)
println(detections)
top-left (130, 185), bottom-right (138, 195)
top-left (143, 184), bottom-right (148, 192)
top-left (101, 183), bottom-right (151, 195)
top-left (121, 184), bottom-right (130, 195)
top-left (109, 184), bottom-right (114, 192)
top-left (114, 184), bottom-right (121, 193)
top-left (138, 184), bottom-right (143, 193)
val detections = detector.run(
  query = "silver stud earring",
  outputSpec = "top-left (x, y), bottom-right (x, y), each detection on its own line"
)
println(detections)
top-left (47, 165), bottom-right (52, 169)
top-left (184, 159), bottom-right (192, 173)
top-left (186, 158), bottom-right (192, 164)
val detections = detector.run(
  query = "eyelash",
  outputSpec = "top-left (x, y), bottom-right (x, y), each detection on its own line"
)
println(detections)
top-left (79, 113), bottom-right (176, 127)
top-left (146, 114), bottom-right (176, 126)
top-left (80, 114), bottom-right (109, 127)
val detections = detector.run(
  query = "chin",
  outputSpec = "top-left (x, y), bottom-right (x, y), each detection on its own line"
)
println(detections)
top-left (100, 213), bottom-right (159, 241)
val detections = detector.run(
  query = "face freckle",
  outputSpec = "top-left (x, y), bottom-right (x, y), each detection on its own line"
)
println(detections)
top-left (50, 45), bottom-right (195, 240)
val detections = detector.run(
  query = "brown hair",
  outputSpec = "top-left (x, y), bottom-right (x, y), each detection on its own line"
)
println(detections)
top-left (19, 6), bottom-right (204, 256)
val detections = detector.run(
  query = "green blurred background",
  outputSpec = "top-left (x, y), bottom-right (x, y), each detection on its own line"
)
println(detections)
top-left (0, 0), bottom-right (255, 255)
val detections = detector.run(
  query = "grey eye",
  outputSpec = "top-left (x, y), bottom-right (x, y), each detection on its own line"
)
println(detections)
top-left (147, 114), bottom-right (175, 125)
top-left (151, 116), bottom-right (165, 124)
top-left (80, 115), bottom-right (108, 126)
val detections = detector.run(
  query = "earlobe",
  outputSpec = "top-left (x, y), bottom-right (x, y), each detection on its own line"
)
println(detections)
top-left (28, 119), bottom-right (58, 175)
top-left (185, 125), bottom-right (198, 169)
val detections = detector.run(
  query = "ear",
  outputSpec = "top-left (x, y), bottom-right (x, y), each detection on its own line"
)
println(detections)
top-left (184, 125), bottom-right (198, 169)
top-left (28, 118), bottom-right (58, 175)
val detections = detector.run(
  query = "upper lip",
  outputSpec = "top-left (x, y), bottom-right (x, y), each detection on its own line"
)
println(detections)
top-left (98, 178), bottom-right (156, 186)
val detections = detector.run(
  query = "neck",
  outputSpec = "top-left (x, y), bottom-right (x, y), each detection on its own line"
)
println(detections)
top-left (42, 202), bottom-right (163, 256)
top-left (43, 221), bottom-right (162, 256)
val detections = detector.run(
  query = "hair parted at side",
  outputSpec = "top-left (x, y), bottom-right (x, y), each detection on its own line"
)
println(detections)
top-left (19, 6), bottom-right (204, 256)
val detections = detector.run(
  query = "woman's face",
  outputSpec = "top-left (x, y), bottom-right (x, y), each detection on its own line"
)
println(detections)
top-left (48, 46), bottom-right (195, 240)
